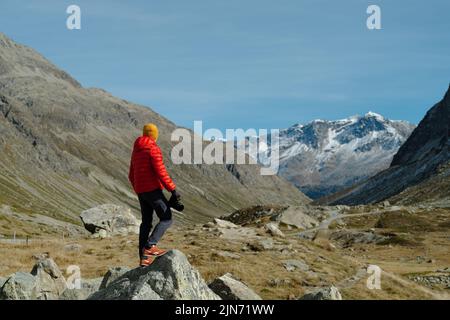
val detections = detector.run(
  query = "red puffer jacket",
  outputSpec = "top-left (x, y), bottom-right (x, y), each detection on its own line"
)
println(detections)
top-left (128, 136), bottom-right (176, 194)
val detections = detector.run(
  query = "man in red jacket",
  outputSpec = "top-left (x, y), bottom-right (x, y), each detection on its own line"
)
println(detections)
top-left (129, 123), bottom-right (180, 267)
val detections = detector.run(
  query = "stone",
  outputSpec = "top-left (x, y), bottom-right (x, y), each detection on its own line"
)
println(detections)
top-left (88, 250), bottom-right (220, 300)
top-left (214, 251), bottom-right (241, 260)
top-left (59, 278), bottom-right (102, 300)
top-left (30, 254), bottom-right (67, 300)
top-left (213, 218), bottom-right (239, 229)
top-left (208, 273), bottom-right (261, 300)
top-left (0, 272), bottom-right (37, 300)
top-left (299, 286), bottom-right (342, 300)
top-left (80, 204), bottom-right (140, 237)
top-left (282, 259), bottom-right (310, 272)
top-left (278, 207), bottom-right (319, 229)
top-left (99, 266), bottom-right (131, 290)
top-left (264, 223), bottom-right (285, 238)
top-left (248, 238), bottom-right (274, 251)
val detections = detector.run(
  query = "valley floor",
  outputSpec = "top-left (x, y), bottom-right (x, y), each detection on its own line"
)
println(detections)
top-left (0, 204), bottom-right (449, 300)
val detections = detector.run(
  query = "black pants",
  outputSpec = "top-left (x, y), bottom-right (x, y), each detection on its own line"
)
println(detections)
top-left (137, 189), bottom-right (173, 257)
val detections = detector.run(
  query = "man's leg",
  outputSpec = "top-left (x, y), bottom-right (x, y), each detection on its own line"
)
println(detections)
top-left (137, 193), bottom-right (154, 258)
top-left (147, 190), bottom-right (173, 248)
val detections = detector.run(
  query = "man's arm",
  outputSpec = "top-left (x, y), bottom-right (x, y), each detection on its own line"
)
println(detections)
top-left (149, 144), bottom-right (176, 192)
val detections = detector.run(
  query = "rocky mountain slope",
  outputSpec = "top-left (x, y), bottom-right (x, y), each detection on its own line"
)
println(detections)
top-left (258, 113), bottom-right (414, 199)
top-left (322, 85), bottom-right (450, 206)
top-left (0, 32), bottom-right (309, 232)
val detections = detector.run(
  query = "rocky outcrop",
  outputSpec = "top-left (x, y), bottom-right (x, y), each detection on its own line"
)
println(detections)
top-left (80, 204), bottom-right (140, 237)
top-left (278, 207), bottom-right (319, 229)
top-left (299, 286), bottom-right (342, 300)
top-left (0, 254), bottom-right (67, 300)
top-left (30, 253), bottom-right (67, 299)
top-left (89, 250), bottom-right (220, 300)
top-left (208, 273), bottom-right (262, 300)
top-left (282, 259), bottom-right (310, 272)
top-left (99, 266), bottom-right (131, 290)
top-left (329, 230), bottom-right (389, 247)
top-left (0, 272), bottom-right (37, 300)
top-left (328, 86), bottom-right (450, 205)
top-left (265, 222), bottom-right (285, 238)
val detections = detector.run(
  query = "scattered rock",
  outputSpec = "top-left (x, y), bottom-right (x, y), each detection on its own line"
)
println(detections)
top-left (299, 286), bottom-right (342, 300)
top-left (99, 266), bottom-right (131, 290)
top-left (80, 204), bottom-right (140, 237)
top-left (330, 230), bottom-right (388, 247)
top-left (89, 250), bottom-right (220, 300)
top-left (282, 259), bottom-right (310, 272)
top-left (214, 251), bottom-right (241, 260)
top-left (30, 254), bottom-right (67, 300)
top-left (209, 273), bottom-right (261, 300)
top-left (213, 218), bottom-right (239, 229)
top-left (0, 272), bottom-right (37, 300)
top-left (248, 238), bottom-right (274, 251)
top-left (278, 207), bottom-right (319, 229)
top-left (264, 223), bottom-right (285, 238)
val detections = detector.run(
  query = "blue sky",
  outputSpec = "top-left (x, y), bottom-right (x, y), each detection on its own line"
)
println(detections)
top-left (1, 0), bottom-right (449, 132)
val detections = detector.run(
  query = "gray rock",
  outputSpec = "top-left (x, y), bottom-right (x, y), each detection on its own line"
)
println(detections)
top-left (299, 286), bottom-right (342, 300)
top-left (248, 238), bottom-right (274, 251)
top-left (330, 230), bottom-right (388, 246)
top-left (213, 218), bottom-right (239, 229)
top-left (59, 278), bottom-right (102, 300)
top-left (99, 266), bottom-right (131, 290)
top-left (214, 251), bottom-right (241, 260)
top-left (0, 272), bottom-right (37, 300)
top-left (30, 254), bottom-right (67, 300)
top-left (80, 204), bottom-right (140, 237)
top-left (89, 250), bottom-right (220, 300)
top-left (282, 259), bottom-right (310, 272)
top-left (209, 273), bottom-right (261, 300)
top-left (279, 207), bottom-right (319, 229)
top-left (264, 223), bottom-right (285, 238)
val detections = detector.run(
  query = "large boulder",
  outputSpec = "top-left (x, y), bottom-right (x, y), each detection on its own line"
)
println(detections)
top-left (278, 207), bottom-right (319, 229)
top-left (31, 254), bottom-right (67, 300)
top-left (80, 204), bottom-right (140, 237)
top-left (0, 272), bottom-right (37, 300)
top-left (299, 286), bottom-right (342, 300)
top-left (208, 273), bottom-right (261, 300)
top-left (0, 254), bottom-right (67, 300)
top-left (59, 278), bottom-right (102, 300)
top-left (89, 250), bottom-right (220, 300)
top-left (99, 266), bottom-right (131, 290)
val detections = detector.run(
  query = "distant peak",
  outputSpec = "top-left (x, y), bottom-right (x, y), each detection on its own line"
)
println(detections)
top-left (364, 111), bottom-right (385, 120)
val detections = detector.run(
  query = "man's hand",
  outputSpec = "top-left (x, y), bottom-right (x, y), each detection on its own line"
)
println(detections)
top-left (171, 190), bottom-right (181, 200)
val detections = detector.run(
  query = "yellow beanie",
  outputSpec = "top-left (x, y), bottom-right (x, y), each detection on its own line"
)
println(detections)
top-left (143, 123), bottom-right (159, 141)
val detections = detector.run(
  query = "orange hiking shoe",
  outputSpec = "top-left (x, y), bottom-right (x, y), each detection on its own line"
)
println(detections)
top-left (140, 254), bottom-right (155, 267)
top-left (143, 245), bottom-right (167, 257)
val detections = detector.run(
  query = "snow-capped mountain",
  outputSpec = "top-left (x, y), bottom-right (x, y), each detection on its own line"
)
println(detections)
top-left (257, 112), bottom-right (415, 199)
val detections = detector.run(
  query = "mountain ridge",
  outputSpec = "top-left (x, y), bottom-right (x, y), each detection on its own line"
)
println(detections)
top-left (320, 85), bottom-right (450, 206)
top-left (258, 112), bottom-right (415, 199)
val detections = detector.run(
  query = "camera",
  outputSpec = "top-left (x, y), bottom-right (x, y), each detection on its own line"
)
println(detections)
top-left (169, 194), bottom-right (185, 212)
